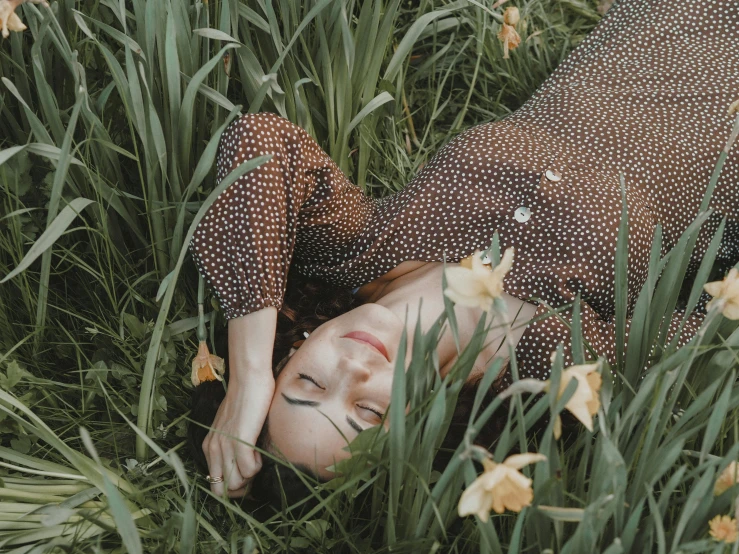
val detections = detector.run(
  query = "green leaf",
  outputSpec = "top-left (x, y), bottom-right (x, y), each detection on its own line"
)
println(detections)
top-left (2, 198), bottom-right (95, 284)
top-left (193, 28), bottom-right (240, 43)
top-left (537, 505), bottom-right (585, 522)
top-left (80, 428), bottom-right (143, 554)
top-left (345, 91), bottom-right (394, 134)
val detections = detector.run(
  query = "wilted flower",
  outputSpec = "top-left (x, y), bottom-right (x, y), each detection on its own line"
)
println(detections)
top-left (715, 461), bottom-right (739, 496)
top-left (503, 6), bottom-right (520, 25)
top-left (709, 515), bottom-right (738, 544)
top-left (497, 23), bottom-right (521, 59)
top-left (444, 248), bottom-right (514, 312)
top-left (458, 453), bottom-right (546, 520)
top-left (191, 340), bottom-right (225, 387)
top-left (704, 268), bottom-right (739, 320)
top-left (0, 0), bottom-right (47, 39)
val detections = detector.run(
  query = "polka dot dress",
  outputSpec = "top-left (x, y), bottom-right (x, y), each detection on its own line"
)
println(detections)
top-left (190, 0), bottom-right (738, 379)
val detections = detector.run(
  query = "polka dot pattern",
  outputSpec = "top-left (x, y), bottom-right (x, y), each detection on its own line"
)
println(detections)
top-left (190, 0), bottom-right (738, 378)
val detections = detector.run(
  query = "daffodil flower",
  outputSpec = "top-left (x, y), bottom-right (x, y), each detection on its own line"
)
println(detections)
top-left (498, 23), bottom-right (521, 59)
top-left (709, 514), bottom-right (739, 544)
top-left (500, 359), bottom-right (602, 439)
top-left (552, 362), bottom-right (602, 439)
top-left (714, 461), bottom-right (739, 496)
top-left (497, 7), bottom-right (522, 59)
top-left (0, 0), bottom-right (47, 39)
top-left (444, 248), bottom-right (514, 312)
top-left (704, 268), bottom-right (739, 320)
top-left (458, 452), bottom-right (546, 520)
top-left (191, 340), bottom-right (225, 387)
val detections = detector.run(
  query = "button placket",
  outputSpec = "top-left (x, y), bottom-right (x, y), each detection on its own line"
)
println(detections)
top-left (513, 166), bottom-right (564, 224)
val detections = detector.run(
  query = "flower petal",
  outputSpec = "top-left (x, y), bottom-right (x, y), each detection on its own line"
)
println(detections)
top-left (566, 362), bottom-right (600, 378)
top-left (478, 465), bottom-right (507, 491)
top-left (458, 477), bottom-right (494, 521)
top-left (503, 453), bottom-right (547, 470)
top-left (498, 378), bottom-right (548, 399)
top-left (723, 301), bottom-right (739, 321)
top-left (209, 354), bottom-right (226, 374)
top-left (445, 267), bottom-right (488, 295)
top-left (704, 281), bottom-right (725, 298)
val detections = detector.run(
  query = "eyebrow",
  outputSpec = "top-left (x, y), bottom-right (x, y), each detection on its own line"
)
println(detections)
top-left (281, 394), bottom-right (365, 434)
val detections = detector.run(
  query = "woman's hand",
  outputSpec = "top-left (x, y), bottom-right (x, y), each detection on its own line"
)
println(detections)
top-left (202, 307), bottom-right (278, 497)
top-left (202, 371), bottom-right (274, 497)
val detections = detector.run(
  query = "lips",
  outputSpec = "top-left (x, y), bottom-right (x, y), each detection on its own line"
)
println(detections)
top-left (342, 331), bottom-right (391, 362)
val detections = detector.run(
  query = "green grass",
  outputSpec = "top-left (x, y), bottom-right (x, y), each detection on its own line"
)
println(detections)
top-left (1, 0), bottom-right (738, 552)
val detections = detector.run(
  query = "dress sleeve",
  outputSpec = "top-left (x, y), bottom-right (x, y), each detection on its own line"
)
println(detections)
top-left (514, 301), bottom-right (705, 379)
top-left (189, 112), bottom-right (373, 319)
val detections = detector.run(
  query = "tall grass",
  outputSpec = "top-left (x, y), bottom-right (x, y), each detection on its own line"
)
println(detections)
top-left (1, 0), bottom-right (738, 552)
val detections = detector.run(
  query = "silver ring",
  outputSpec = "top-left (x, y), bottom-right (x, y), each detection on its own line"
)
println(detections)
top-left (205, 475), bottom-right (224, 484)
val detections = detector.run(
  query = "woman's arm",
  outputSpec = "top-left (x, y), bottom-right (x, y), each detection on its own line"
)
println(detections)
top-left (201, 307), bottom-right (277, 497)
top-left (189, 112), bottom-right (373, 320)
top-left (190, 113), bottom-right (373, 494)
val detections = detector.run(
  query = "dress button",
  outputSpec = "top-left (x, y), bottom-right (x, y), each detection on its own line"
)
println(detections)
top-left (545, 169), bottom-right (562, 182)
top-left (514, 206), bottom-right (531, 222)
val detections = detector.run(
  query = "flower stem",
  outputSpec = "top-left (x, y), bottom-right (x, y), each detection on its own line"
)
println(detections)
top-left (197, 275), bottom-right (206, 342)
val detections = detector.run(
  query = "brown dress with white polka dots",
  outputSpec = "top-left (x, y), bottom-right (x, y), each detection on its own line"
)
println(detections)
top-left (190, 0), bottom-right (738, 379)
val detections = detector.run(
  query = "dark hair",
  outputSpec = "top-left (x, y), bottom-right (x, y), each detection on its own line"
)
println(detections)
top-left (188, 269), bottom-right (359, 510)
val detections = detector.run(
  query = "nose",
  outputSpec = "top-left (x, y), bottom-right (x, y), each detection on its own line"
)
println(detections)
top-left (338, 356), bottom-right (372, 382)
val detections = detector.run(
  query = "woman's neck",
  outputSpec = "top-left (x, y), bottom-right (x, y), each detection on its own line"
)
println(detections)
top-left (364, 262), bottom-right (535, 379)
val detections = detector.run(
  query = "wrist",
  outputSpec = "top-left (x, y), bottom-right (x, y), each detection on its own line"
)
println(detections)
top-left (227, 367), bottom-right (275, 389)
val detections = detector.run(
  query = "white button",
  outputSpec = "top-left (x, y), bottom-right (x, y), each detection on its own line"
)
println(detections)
top-left (545, 169), bottom-right (562, 182)
top-left (514, 206), bottom-right (531, 222)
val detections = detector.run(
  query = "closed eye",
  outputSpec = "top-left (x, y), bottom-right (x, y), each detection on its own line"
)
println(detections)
top-left (358, 404), bottom-right (384, 419)
top-left (298, 373), bottom-right (325, 390)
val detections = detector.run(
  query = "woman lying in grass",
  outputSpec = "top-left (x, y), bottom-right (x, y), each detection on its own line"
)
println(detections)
top-left (189, 0), bottom-right (738, 500)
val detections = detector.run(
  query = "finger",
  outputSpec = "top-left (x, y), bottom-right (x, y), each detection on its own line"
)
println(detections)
top-left (227, 476), bottom-right (254, 499)
top-left (227, 484), bottom-right (250, 498)
top-left (202, 432), bottom-right (213, 466)
top-left (235, 444), bottom-right (262, 480)
top-left (206, 444), bottom-right (225, 496)
top-left (221, 445), bottom-right (248, 492)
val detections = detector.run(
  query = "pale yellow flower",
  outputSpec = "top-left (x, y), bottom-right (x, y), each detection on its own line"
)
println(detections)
top-left (499, 359), bottom-right (602, 439)
top-left (549, 360), bottom-right (602, 439)
top-left (458, 453), bottom-right (546, 521)
top-left (709, 515), bottom-right (739, 544)
top-left (503, 6), bottom-right (520, 26)
top-left (497, 23), bottom-right (521, 59)
top-left (444, 248), bottom-right (514, 312)
top-left (704, 268), bottom-right (739, 320)
top-left (191, 340), bottom-right (225, 387)
top-left (715, 461), bottom-right (739, 496)
top-left (0, 0), bottom-right (48, 39)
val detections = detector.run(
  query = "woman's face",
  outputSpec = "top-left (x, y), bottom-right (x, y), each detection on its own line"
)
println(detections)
top-left (266, 303), bottom-right (406, 479)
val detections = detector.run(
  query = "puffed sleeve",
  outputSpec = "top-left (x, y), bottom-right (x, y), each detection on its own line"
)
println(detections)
top-left (514, 300), bottom-right (705, 379)
top-left (189, 113), bottom-right (374, 319)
